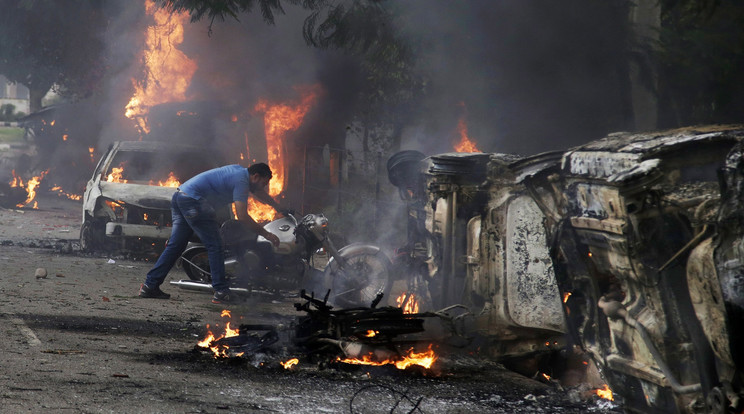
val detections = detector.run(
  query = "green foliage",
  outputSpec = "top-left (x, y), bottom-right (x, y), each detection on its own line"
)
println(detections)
top-left (302, 1), bottom-right (425, 148)
top-left (0, 0), bottom-right (113, 111)
top-left (0, 104), bottom-right (25, 122)
top-left (159, 0), bottom-right (322, 28)
top-left (164, 0), bottom-right (425, 152)
top-left (657, 0), bottom-right (744, 125)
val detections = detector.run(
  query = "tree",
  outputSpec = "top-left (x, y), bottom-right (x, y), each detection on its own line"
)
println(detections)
top-left (160, 0), bottom-right (314, 27)
top-left (0, 0), bottom-right (114, 112)
top-left (302, 1), bottom-right (425, 152)
top-left (656, 0), bottom-right (744, 127)
top-left (161, 0), bottom-right (424, 152)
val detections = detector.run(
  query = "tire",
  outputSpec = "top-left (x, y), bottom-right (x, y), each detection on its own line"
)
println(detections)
top-left (80, 219), bottom-right (105, 253)
top-left (182, 248), bottom-right (211, 283)
top-left (323, 244), bottom-right (393, 308)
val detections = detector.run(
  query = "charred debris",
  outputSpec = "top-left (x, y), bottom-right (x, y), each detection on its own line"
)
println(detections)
top-left (385, 124), bottom-right (744, 413)
top-left (194, 125), bottom-right (744, 413)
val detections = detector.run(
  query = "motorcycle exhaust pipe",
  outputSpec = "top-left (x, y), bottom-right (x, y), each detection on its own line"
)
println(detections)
top-left (168, 279), bottom-right (251, 295)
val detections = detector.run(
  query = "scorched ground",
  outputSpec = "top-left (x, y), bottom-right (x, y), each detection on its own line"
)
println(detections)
top-left (0, 193), bottom-right (618, 413)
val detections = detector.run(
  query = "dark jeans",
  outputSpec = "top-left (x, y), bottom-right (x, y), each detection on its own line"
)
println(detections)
top-left (145, 191), bottom-right (228, 291)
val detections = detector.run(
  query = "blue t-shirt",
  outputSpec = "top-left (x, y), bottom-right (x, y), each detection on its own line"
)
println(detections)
top-left (178, 165), bottom-right (251, 207)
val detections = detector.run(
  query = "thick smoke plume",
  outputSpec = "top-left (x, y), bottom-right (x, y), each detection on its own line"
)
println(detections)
top-left (17, 1), bottom-right (640, 247)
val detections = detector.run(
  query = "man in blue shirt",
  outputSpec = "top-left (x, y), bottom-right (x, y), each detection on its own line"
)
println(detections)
top-left (139, 163), bottom-right (282, 303)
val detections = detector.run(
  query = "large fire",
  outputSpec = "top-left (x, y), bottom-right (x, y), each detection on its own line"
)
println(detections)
top-left (125, 0), bottom-right (196, 135)
top-left (248, 85), bottom-right (322, 222)
top-left (337, 344), bottom-right (438, 370)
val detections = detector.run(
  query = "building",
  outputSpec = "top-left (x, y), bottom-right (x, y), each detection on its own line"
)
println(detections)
top-left (0, 74), bottom-right (30, 115)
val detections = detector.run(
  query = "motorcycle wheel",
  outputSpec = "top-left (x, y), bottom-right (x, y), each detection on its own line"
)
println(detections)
top-left (182, 248), bottom-right (211, 283)
top-left (324, 244), bottom-right (393, 308)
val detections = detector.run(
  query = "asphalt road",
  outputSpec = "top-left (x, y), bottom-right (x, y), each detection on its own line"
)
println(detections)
top-left (0, 194), bottom-right (621, 413)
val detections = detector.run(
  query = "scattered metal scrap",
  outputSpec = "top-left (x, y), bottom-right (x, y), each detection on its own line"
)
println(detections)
top-left (293, 290), bottom-right (429, 363)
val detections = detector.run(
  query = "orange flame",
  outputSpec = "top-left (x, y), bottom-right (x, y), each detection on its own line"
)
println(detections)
top-left (281, 358), bottom-right (299, 369)
top-left (453, 102), bottom-right (481, 153)
top-left (125, 0), bottom-right (196, 135)
top-left (396, 293), bottom-right (419, 314)
top-left (595, 384), bottom-right (614, 401)
top-left (107, 166), bottom-right (127, 183)
top-left (197, 312), bottom-right (242, 358)
top-left (338, 344), bottom-right (438, 370)
top-left (454, 116), bottom-right (480, 152)
top-left (49, 186), bottom-right (83, 201)
top-left (250, 85), bottom-right (321, 221)
top-left (10, 170), bottom-right (49, 208)
top-left (150, 171), bottom-right (180, 187)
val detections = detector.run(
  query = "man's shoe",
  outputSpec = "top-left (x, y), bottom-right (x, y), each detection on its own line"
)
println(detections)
top-left (139, 283), bottom-right (171, 299)
top-left (212, 289), bottom-right (231, 304)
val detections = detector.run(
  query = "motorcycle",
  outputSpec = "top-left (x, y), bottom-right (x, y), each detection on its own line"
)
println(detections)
top-left (170, 212), bottom-right (394, 308)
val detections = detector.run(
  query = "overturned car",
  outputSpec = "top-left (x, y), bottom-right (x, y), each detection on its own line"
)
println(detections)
top-left (81, 141), bottom-right (222, 253)
top-left (388, 125), bottom-right (744, 413)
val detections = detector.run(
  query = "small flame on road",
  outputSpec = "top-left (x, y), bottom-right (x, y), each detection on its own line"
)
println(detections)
top-left (338, 344), bottom-right (438, 370)
top-left (198, 311), bottom-right (242, 358)
top-left (9, 169), bottom-right (49, 208)
top-left (595, 384), bottom-right (614, 401)
top-left (281, 358), bottom-right (299, 369)
top-left (49, 186), bottom-right (82, 201)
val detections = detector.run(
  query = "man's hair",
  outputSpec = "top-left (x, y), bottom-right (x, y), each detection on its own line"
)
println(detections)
top-left (247, 162), bottom-right (272, 179)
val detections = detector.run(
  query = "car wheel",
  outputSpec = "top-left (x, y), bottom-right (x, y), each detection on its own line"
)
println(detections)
top-left (80, 219), bottom-right (105, 253)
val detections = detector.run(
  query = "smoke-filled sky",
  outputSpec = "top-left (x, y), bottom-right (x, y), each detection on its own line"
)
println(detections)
top-left (94, 0), bottom-right (634, 160)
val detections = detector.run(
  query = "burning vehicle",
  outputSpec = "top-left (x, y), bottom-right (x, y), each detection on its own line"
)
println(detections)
top-left (81, 140), bottom-right (222, 253)
top-left (388, 125), bottom-right (744, 413)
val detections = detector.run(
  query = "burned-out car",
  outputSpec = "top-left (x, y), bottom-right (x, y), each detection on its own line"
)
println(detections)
top-left (81, 141), bottom-right (222, 253)
top-left (519, 125), bottom-right (744, 413)
top-left (389, 125), bottom-right (744, 413)
top-left (387, 150), bottom-right (568, 362)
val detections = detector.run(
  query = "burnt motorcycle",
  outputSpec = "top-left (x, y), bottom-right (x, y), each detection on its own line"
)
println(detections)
top-left (169, 212), bottom-right (394, 308)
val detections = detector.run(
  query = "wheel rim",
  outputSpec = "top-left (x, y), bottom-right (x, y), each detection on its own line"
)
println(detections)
top-left (80, 221), bottom-right (99, 252)
top-left (331, 253), bottom-right (389, 307)
top-left (183, 251), bottom-right (211, 283)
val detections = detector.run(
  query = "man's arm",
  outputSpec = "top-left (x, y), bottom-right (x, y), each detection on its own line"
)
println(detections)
top-left (250, 188), bottom-right (283, 212)
top-left (234, 200), bottom-right (280, 246)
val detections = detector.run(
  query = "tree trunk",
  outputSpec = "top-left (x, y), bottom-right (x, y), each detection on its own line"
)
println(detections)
top-left (28, 86), bottom-right (47, 114)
